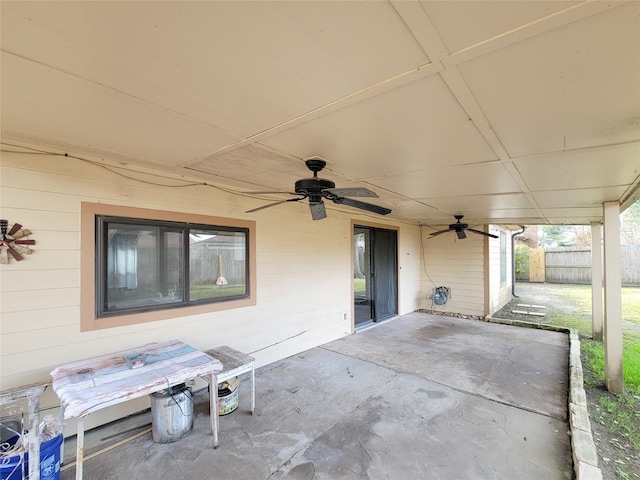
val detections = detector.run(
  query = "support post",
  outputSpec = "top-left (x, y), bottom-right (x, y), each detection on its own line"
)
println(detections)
top-left (28, 395), bottom-right (41, 480)
top-left (603, 201), bottom-right (623, 393)
top-left (591, 223), bottom-right (603, 341)
top-left (210, 373), bottom-right (219, 448)
top-left (76, 416), bottom-right (85, 480)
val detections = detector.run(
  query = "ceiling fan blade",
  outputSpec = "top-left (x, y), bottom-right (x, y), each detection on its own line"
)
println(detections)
top-left (325, 187), bottom-right (379, 198)
top-left (309, 202), bottom-right (327, 220)
top-left (243, 190), bottom-right (294, 195)
top-left (428, 229), bottom-right (450, 237)
top-left (467, 228), bottom-right (499, 239)
top-left (456, 229), bottom-right (466, 239)
top-left (246, 197), bottom-right (303, 213)
top-left (331, 197), bottom-right (391, 215)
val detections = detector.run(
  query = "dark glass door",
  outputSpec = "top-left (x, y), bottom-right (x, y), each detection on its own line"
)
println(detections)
top-left (354, 226), bottom-right (397, 328)
top-left (373, 228), bottom-right (398, 321)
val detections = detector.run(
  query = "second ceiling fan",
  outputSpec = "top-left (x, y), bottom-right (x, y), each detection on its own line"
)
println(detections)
top-left (429, 215), bottom-right (498, 240)
top-left (246, 157), bottom-right (391, 220)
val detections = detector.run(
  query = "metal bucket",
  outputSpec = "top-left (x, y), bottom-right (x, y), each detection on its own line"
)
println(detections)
top-left (217, 377), bottom-right (239, 416)
top-left (150, 384), bottom-right (193, 443)
top-left (0, 418), bottom-right (22, 443)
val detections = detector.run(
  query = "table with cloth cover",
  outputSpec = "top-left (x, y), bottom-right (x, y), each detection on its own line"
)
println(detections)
top-left (50, 340), bottom-right (223, 480)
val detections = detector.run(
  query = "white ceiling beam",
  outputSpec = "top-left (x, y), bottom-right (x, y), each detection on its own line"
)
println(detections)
top-left (180, 61), bottom-right (444, 167)
top-left (390, 0), bottom-right (449, 63)
top-left (391, 0), bottom-right (512, 164)
top-left (448, 0), bottom-right (630, 67)
top-left (392, 0), bottom-right (547, 220)
top-left (391, 1), bottom-right (509, 158)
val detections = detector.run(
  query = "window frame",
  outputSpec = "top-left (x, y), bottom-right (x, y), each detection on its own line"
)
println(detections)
top-left (81, 202), bottom-right (256, 332)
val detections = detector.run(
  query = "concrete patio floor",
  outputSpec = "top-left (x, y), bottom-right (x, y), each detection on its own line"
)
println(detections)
top-left (60, 312), bottom-right (572, 479)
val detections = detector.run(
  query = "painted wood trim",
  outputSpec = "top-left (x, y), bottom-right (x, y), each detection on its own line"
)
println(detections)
top-left (80, 202), bottom-right (256, 332)
top-left (483, 234), bottom-right (491, 316)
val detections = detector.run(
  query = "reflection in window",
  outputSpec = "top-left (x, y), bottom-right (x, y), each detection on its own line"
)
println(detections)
top-left (97, 217), bottom-right (248, 318)
top-left (189, 230), bottom-right (247, 301)
top-left (109, 231), bottom-right (139, 290)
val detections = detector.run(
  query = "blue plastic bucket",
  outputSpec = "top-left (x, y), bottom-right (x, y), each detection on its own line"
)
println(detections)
top-left (0, 433), bottom-right (63, 480)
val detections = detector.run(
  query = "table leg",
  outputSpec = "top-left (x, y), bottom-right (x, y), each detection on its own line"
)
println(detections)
top-left (60, 401), bottom-right (65, 466)
top-left (28, 394), bottom-right (41, 480)
top-left (250, 364), bottom-right (255, 415)
top-left (76, 417), bottom-right (85, 480)
top-left (210, 373), bottom-right (219, 448)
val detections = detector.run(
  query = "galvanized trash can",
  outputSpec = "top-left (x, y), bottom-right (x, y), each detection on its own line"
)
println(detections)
top-left (150, 383), bottom-right (194, 443)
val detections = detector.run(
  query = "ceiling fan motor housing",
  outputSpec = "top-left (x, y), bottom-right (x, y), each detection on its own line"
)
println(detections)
top-left (450, 222), bottom-right (468, 230)
top-left (295, 177), bottom-right (335, 194)
top-left (450, 215), bottom-right (468, 230)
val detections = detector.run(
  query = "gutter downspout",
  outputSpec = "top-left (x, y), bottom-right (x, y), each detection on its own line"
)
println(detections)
top-left (511, 226), bottom-right (526, 298)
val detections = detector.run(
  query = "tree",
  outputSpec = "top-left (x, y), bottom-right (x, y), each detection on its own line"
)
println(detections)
top-left (535, 200), bottom-right (638, 247)
top-left (538, 225), bottom-right (591, 247)
top-left (539, 225), bottom-right (572, 247)
top-left (573, 227), bottom-right (592, 246)
top-left (621, 200), bottom-right (640, 245)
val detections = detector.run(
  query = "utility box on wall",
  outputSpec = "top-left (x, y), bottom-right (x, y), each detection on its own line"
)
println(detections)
top-left (427, 286), bottom-right (451, 306)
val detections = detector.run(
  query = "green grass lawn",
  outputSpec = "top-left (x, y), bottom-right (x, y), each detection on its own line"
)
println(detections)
top-left (536, 284), bottom-right (640, 480)
top-left (581, 337), bottom-right (640, 395)
top-left (531, 283), bottom-right (640, 469)
top-left (534, 284), bottom-right (640, 394)
top-left (190, 284), bottom-right (246, 300)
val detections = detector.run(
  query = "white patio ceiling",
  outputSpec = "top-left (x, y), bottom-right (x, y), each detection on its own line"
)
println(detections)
top-left (1, 1), bottom-right (639, 227)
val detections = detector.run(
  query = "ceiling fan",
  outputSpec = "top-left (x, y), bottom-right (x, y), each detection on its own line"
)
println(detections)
top-left (429, 215), bottom-right (498, 240)
top-left (245, 157), bottom-right (391, 220)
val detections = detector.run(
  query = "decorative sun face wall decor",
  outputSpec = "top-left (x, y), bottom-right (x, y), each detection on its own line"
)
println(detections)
top-left (0, 219), bottom-right (36, 263)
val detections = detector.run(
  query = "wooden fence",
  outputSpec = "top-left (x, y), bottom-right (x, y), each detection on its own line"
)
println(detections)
top-left (517, 245), bottom-right (640, 285)
top-left (545, 247), bottom-right (591, 284)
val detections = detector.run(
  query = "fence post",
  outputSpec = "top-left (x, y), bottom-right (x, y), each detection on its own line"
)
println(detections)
top-left (529, 247), bottom-right (545, 282)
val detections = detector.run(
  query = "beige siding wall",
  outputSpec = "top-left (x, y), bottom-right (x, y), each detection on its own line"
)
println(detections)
top-left (397, 224), bottom-right (424, 316)
top-left (419, 226), bottom-right (512, 316)
top-left (0, 152), bottom-right (423, 428)
top-left (419, 230), bottom-right (486, 316)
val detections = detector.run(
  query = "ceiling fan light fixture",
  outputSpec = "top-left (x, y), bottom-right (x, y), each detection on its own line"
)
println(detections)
top-left (309, 202), bottom-right (327, 220)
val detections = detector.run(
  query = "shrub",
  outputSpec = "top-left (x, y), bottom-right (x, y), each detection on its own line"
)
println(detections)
top-left (515, 244), bottom-right (530, 278)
